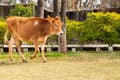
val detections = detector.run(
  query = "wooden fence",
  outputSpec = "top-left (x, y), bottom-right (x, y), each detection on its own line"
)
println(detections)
top-left (0, 44), bottom-right (120, 53)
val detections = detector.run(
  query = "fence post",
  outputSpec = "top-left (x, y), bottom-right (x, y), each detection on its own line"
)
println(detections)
top-left (0, 48), bottom-right (3, 53)
top-left (13, 48), bottom-right (17, 52)
top-left (96, 47), bottom-right (101, 51)
top-left (23, 48), bottom-right (28, 52)
top-left (47, 48), bottom-right (52, 52)
top-left (108, 46), bottom-right (113, 51)
top-left (72, 48), bottom-right (76, 52)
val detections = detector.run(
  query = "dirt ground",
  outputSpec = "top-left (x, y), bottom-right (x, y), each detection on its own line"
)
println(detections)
top-left (0, 55), bottom-right (120, 80)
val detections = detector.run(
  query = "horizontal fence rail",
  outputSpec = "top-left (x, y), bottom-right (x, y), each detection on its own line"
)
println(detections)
top-left (0, 44), bottom-right (120, 52)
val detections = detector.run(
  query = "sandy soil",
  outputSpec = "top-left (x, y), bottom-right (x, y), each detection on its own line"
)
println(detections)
top-left (0, 57), bottom-right (120, 80)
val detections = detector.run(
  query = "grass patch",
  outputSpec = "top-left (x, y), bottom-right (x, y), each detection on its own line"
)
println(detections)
top-left (1, 51), bottom-right (120, 60)
top-left (45, 52), bottom-right (64, 57)
top-left (0, 53), bottom-right (8, 58)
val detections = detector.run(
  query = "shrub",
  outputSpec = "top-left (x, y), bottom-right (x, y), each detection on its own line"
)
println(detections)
top-left (66, 19), bottom-right (86, 44)
top-left (9, 5), bottom-right (33, 17)
top-left (86, 12), bottom-right (120, 46)
top-left (0, 20), bottom-right (6, 44)
top-left (66, 12), bottom-right (120, 46)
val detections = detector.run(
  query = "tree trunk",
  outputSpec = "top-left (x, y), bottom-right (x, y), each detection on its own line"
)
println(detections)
top-left (28, 0), bottom-right (33, 4)
top-left (53, 0), bottom-right (59, 17)
top-left (53, 0), bottom-right (67, 54)
top-left (36, 0), bottom-right (45, 18)
top-left (59, 0), bottom-right (67, 54)
top-left (19, 0), bottom-right (27, 4)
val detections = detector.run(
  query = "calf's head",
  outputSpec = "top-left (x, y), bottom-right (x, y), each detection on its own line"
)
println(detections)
top-left (50, 16), bottom-right (63, 35)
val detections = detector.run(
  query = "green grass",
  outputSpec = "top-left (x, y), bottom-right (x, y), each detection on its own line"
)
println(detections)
top-left (1, 51), bottom-right (120, 60)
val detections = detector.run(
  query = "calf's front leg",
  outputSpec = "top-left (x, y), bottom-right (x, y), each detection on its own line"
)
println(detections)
top-left (41, 44), bottom-right (46, 63)
top-left (30, 41), bottom-right (39, 59)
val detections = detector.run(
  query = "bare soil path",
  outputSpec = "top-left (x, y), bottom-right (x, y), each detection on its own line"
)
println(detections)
top-left (0, 54), bottom-right (120, 80)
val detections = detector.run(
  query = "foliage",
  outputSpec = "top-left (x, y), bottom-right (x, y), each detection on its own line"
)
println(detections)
top-left (0, 19), bottom-right (6, 44)
top-left (66, 12), bottom-right (120, 46)
top-left (47, 35), bottom-right (58, 45)
top-left (0, 18), bottom-right (5, 22)
top-left (66, 19), bottom-right (86, 44)
top-left (1, 12), bottom-right (120, 46)
top-left (86, 12), bottom-right (120, 45)
top-left (9, 5), bottom-right (33, 17)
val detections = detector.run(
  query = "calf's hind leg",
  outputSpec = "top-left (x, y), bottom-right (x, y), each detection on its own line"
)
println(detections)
top-left (13, 36), bottom-right (27, 62)
top-left (8, 37), bottom-right (14, 61)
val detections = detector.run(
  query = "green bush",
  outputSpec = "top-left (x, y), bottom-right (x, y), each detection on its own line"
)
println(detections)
top-left (66, 12), bottom-right (120, 46)
top-left (86, 12), bottom-right (120, 46)
top-left (66, 19), bottom-right (86, 44)
top-left (9, 5), bottom-right (33, 17)
top-left (0, 20), bottom-right (6, 44)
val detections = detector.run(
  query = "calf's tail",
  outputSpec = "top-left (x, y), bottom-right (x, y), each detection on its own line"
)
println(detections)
top-left (4, 29), bottom-right (9, 45)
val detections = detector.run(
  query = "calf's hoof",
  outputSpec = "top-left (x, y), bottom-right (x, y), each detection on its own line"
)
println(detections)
top-left (30, 56), bottom-right (36, 59)
top-left (23, 59), bottom-right (27, 63)
top-left (42, 58), bottom-right (46, 63)
top-left (43, 60), bottom-right (46, 63)
top-left (30, 56), bottom-right (33, 59)
top-left (10, 58), bottom-right (13, 61)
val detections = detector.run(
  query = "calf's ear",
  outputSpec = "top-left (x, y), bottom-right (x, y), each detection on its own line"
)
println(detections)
top-left (47, 15), bottom-right (51, 19)
top-left (47, 15), bottom-right (54, 21)
top-left (55, 16), bottom-right (60, 20)
top-left (47, 15), bottom-right (52, 20)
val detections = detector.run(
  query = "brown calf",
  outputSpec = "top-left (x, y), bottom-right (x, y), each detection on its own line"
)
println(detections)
top-left (4, 16), bottom-right (63, 62)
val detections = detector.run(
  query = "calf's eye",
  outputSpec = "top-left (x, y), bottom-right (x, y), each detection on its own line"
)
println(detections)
top-left (54, 24), bottom-right (58, 28)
